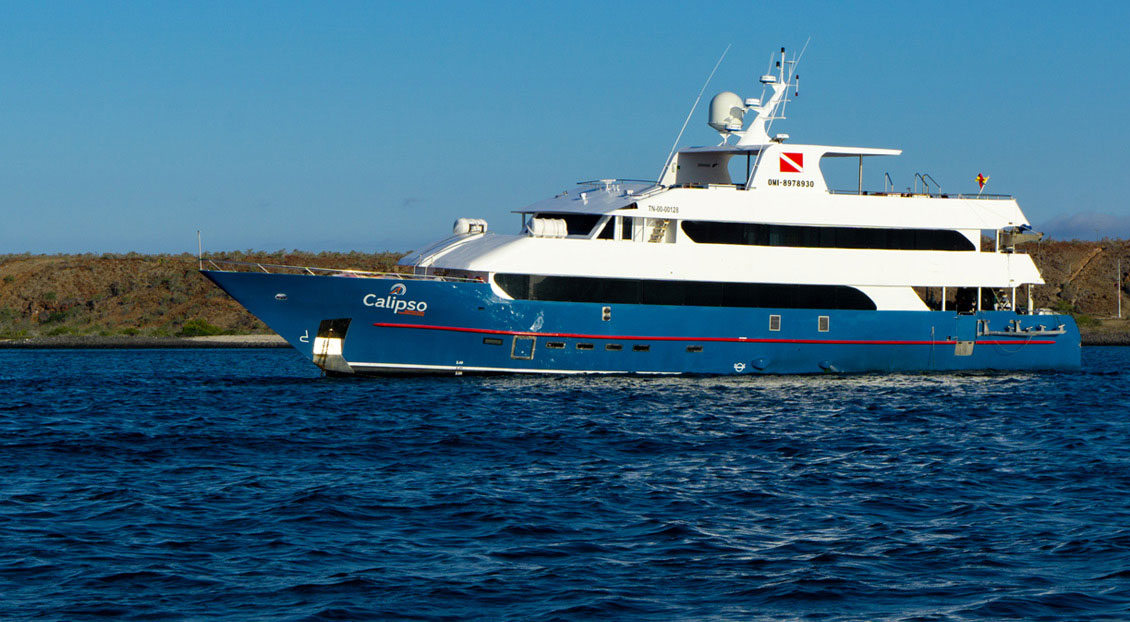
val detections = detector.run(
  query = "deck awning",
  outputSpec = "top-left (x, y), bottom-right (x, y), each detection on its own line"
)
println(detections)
top-left (679, 143), bottom-right (901, 157)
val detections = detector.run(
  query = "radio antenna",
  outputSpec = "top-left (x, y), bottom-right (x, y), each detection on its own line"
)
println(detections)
top-left (771, 37), bottom-right (810, 127)
top-left (656, 44), bottom-right (731, 184)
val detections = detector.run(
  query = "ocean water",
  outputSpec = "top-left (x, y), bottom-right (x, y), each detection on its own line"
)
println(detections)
top-left (1, 348), bottom-right (1128, 621)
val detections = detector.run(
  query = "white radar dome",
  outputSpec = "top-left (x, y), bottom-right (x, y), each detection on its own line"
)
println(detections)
top-left (708, 92), bottom-right (745, 133)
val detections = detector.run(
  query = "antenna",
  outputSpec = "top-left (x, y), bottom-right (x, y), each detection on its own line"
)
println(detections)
top-left (656, 44), bottom-right (731, 184)
top-left (794, 37), bottom-right (811, 67)
top-left (765, 38), bottom-right (809, 135)
top-left (197, 230), bottom-right (203, 270)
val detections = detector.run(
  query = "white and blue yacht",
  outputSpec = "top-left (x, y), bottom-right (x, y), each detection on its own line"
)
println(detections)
top-left (203, 48), bottom-right (1080, 375)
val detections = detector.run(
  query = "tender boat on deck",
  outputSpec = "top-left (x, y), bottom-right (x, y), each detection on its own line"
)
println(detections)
top-left (203, 48), bottom-right (1080, 375)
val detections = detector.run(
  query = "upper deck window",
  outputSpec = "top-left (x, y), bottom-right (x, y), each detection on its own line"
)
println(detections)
top-left (680, 221), bottom-right (975, 251)
top-left (494, 274), bottom-right (876, 310)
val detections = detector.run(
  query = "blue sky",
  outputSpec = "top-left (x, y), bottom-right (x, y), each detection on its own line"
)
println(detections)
top-left (1, 1), bottom-right (1127, 254)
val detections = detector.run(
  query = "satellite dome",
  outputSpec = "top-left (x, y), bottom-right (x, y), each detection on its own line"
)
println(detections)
top-left (708, 92), bottom-right (745, 133)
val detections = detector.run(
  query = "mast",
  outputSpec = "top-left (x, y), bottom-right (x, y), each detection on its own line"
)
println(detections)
top-left (700, 46), bottom-right (805, 147)
top-left (736, 47), bottom-right (795, 146)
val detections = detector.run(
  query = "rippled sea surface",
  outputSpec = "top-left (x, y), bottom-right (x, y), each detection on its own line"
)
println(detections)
top-left (2, 347), bottom-right (1129, 621)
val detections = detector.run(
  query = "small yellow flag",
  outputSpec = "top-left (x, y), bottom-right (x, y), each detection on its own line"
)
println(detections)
top-left (976, 173), bottom-right (990, 190)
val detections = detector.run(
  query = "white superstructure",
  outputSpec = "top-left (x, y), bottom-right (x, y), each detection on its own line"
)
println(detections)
top-left (400, 48), bottom-right (1044, 314)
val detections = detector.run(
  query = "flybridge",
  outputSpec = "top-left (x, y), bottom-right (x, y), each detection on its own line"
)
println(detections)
top-left (659, 46), bottom-right (902, 192)
top-left (514, 45), bottom-right (1013, 220)
top-left (663, 142), bottom-right (902, 193)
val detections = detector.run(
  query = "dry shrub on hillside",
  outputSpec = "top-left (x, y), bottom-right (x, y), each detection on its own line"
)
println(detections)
top-left (0, 252), bottom-right (404, 338)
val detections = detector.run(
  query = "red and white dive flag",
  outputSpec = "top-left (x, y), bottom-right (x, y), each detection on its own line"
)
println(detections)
top-left (779, 152), bottom-right (804, 173)
top-left (976, 173), bottom-right (990, 190)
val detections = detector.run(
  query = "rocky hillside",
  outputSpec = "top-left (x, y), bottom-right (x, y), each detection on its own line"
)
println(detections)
top-left (1, 242), bottom-right (1128, 341)
top-left (1019, 238), bottom-right (1130, 343)
top-left (0, 251), bottom-right (401, 339)
top-left (1020, 239), bottom-right (1129, 318)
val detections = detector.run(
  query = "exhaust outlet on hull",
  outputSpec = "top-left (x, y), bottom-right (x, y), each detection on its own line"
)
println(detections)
top-left (313, 318), bottom-right (354, 374)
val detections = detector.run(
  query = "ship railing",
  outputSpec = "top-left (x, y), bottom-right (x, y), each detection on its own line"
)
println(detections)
top-left (200, 259), bottom-right (483, 282)
top-left (574, 179), bottom-right (663, 198)
top-left (575, 178), bottom-right (659, 187)
top-left (828, 189), bottom-right (1014, 199)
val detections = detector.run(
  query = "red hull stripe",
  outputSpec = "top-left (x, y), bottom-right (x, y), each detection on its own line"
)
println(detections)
top-left (372, 322), bottom-right (1057, 346)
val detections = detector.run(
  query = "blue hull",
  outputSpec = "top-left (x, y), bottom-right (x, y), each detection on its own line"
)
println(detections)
top-left (202, 271), bottom-right (1082, 375)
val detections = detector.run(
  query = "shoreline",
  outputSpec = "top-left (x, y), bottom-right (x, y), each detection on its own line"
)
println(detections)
top-left (1080, 332), bottom-right (1130, 346)
top-left (0, 334), bottom-right (291, 349)
top-left (1, 332), bottom-right (1127, 348)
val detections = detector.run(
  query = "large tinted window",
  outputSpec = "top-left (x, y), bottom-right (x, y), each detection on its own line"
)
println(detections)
top-left (681, 221), bottom-right (975, 251)
top-left (494, 274), bottom-right (875, 310)
top-left (533, 212), bottom-right (603, 236)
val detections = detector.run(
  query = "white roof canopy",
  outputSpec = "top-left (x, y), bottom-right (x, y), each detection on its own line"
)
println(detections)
top-left (679, 143), bottom-right (901, 157)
